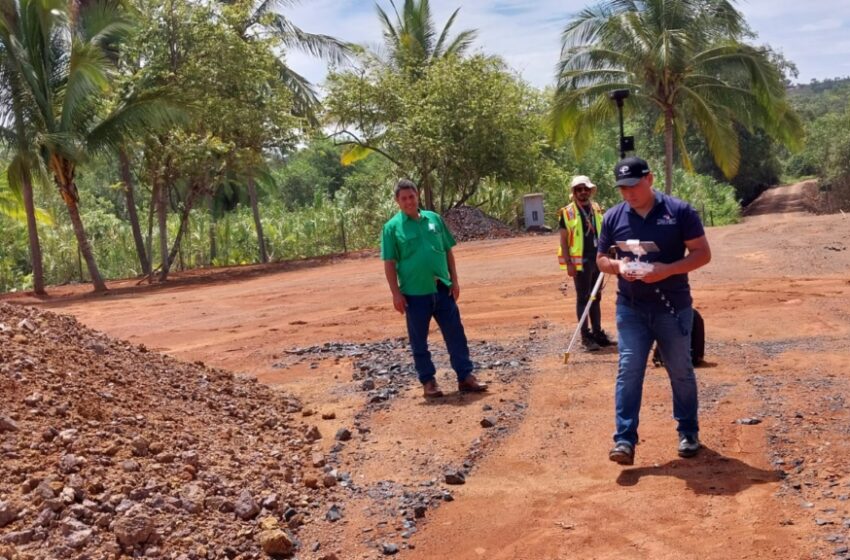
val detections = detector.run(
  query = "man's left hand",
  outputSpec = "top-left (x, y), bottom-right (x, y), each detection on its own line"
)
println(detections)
top-left (451, 283), bottom-right (460, 301)
top-left (640, 262), bottom-right (673, 284)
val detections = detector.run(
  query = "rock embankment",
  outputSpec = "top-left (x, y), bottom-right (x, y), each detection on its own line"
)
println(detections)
top-left (0, 303), bottom-right (347, 560)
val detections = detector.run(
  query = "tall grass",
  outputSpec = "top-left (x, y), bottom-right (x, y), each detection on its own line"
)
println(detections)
top-left (0, 165), bottom-right (737, 293)
top-left (0, 184), bottom-right (398, 292)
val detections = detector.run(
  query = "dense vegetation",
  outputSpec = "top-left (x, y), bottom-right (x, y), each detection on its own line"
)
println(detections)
top-left (0, 0), bottom-right (838, 294)
top-left (782, 78), bottom-right (850, 211)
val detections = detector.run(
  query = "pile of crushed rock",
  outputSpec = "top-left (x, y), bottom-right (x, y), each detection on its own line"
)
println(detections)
top-left (442, 206), bottom-right (517, 242)
top-left (0, 303), bottom-right (346, 560)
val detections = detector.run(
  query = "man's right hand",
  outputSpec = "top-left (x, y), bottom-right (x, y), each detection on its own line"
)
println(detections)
top-left (566, 263), bottom-right (577, 278)
top-left (392, 292), bottom-right (407, 314)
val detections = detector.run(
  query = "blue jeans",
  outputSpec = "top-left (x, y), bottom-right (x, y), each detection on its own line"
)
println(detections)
top-left (404, 283), bottom-right (474, 385)
top-left (614, 303), bottom-right (698, 446)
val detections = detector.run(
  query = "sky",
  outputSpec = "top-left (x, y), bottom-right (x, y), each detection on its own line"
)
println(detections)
top-left (284, 0), bottom-right (850, 92)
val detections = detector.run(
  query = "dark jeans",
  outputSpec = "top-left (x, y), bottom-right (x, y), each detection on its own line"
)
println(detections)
top-left (573, 260), bottom-right (601, 336)
top-left (613, 304), bottom-right (699, 446)
top-left (404, 283), bottom-right (474, 385)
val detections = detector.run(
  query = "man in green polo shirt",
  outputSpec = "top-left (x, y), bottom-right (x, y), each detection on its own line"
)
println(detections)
top-left (381, 179), bottom-right (489, 399)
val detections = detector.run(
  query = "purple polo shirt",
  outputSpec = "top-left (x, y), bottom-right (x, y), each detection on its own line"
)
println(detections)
top-left (597, 191), bottom-right (705, 311)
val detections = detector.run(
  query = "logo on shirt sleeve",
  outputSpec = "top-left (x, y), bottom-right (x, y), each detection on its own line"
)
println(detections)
top-left (428, 222), bottom-right (436, 232)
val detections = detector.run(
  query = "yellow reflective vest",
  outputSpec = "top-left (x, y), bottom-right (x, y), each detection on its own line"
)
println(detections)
top-left (557, 201), bottom-right (603, 271)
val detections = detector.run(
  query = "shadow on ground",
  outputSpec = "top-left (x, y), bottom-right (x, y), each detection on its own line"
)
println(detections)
top-left (418, 391), bottom-right (490, 407)
top-left (616, 447), bottom-right (782, 496)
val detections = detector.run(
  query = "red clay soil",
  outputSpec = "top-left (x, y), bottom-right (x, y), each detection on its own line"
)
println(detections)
top-left (7, 181), bottom-right (850, 559)
top-left (742, 181), bottom-right (821, 216)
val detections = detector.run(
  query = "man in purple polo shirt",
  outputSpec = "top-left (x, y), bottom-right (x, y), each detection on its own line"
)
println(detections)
top-left (596, 157), bottom-right (712, 466)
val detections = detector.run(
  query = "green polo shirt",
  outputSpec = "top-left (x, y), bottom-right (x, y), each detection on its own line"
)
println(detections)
top-left (381, 210), bottom-right (456, 296)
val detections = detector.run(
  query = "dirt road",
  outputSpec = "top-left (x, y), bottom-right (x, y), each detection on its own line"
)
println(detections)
top-left (742, 180), bottom-right (818, 216)
top-left (12, 185), bottom-right (850, 559)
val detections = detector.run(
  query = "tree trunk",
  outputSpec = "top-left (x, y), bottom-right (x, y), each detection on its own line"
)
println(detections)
top-left (21, 169), bottom-right (46, 295)
top-left (224, 214), bottom-right (230, 265)
top-left (208, 196), bottom-right (217, 265)
top-left (421, 173), bottom-right (434, 210)
top-left (145, 197), bottom-right (154, 279)
top-left (164, 191), bottom-right (197, 276)
top-left (339, 211), bottom-right (347, 253)
top-left (156, 177), bottom-right (169, 281)
top-left (454, 178), bottom-right (480, 207)
top-left (246, 175), bottom-right (268, 263)
top-left (664, 107), bottom-right (675, 195)
top-left (62, 182), bottom-right (107, 292)
top-left (119, 148), bottom-right (151, 276)
top-left (178, 238), bottom-right (185, 271)
top-left (10, 81), bottom-right (46, 295)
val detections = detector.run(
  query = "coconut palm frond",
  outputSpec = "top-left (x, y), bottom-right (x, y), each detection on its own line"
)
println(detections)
top-left (268, 14), bottom-right (353, 65)
top-left (87, 91), bottom-right (187, 155)
top-left (551, 0), bottom-right (800, 190)
top-left (275, 59), bottom-right (319, 124)
top-left (375, 0), bottom-right (477, 70)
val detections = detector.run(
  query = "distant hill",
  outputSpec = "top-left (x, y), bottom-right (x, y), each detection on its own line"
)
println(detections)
top-left (787, 77), bottom-right (850, 120)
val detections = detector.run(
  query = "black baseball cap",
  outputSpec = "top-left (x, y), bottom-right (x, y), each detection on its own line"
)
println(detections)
top-left (614, 157), bottom-right (651, 187)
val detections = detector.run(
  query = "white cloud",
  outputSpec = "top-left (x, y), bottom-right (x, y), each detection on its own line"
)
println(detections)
top-left (799, 19), bottom-right (844, 32)
top-left (821, 40), bottom-right (850, 56)
top-left (283, 0), bottom-right (850, 91)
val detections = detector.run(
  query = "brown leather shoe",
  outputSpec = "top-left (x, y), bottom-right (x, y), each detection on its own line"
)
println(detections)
top-left (423, 380), bottom-right (444, 399)
top-left (457, 375), bottom-right (488, 393)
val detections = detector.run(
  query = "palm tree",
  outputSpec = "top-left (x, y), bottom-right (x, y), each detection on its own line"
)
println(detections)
top-left (231, 0), bottom-right (354, 123)
top-left (0, 0), bottom-right (183, 292)
top-left (376, 0), bottom-right (477, 73)
top-left (117, 145), bottom-right (151, 275)
top-left (335, 0), bottom-right (477, 208)
top-left (552, 0), bottom-right (801, 194)
top-left (223, 0), bottom-right (354, 261)
top-left (0, 52), bottom-right (46, 294)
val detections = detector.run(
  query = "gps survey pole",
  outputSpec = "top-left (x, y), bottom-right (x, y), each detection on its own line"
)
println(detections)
top-left (609, 89), bottom-right (634, 159)
top-left (562, 272), bottom-right (606, 364)
top-left (562, 89), bottom-right (635, 365)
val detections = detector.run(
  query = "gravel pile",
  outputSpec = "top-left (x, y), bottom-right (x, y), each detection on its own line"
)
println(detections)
top-left (442, 206), bottom-right (517, 242)
top-left (275, 338), bottom-right (530, 406)
top-left (0, 303), bottom-right (350, 560)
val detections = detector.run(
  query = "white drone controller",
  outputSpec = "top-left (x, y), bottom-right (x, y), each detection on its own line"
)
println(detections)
top-left (616, 240), bottom-right (659, 278)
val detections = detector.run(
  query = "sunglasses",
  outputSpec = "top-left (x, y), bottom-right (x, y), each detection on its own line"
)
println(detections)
top-left (573, 186), bottom-right (592, 192)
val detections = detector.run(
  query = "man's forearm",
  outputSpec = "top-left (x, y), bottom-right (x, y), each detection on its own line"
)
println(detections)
top-left (665, 236), bottom-right (712, 275)
top-left (384, 261), bottom-right (401, 295)
top-left (447, 250), bottom-right (459, 283)
top-left (663, 246), bottom-right (711, 275)
top-left (597, 254), bottom-right (619, 275)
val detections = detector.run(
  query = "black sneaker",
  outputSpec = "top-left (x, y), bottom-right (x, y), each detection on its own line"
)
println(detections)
top-left (581, 335), bottom-right (601, 351)
top-left (608, 441), bottom-right (635, 465)
top-left (678, 434), bottom-right (701, 458)
top-left (593, 330), bottom-right (614, 347)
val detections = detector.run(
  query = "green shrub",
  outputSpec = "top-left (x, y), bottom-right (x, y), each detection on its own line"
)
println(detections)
top-left (669, 169), bottom-right (741, 226)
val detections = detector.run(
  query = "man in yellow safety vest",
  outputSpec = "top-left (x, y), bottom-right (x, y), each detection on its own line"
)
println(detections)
top-left (558, 175), bottom-right (613, 351)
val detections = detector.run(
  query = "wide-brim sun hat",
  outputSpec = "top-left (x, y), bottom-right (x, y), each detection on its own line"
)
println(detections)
top-left (570, 175), bottom-right (596, 191)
